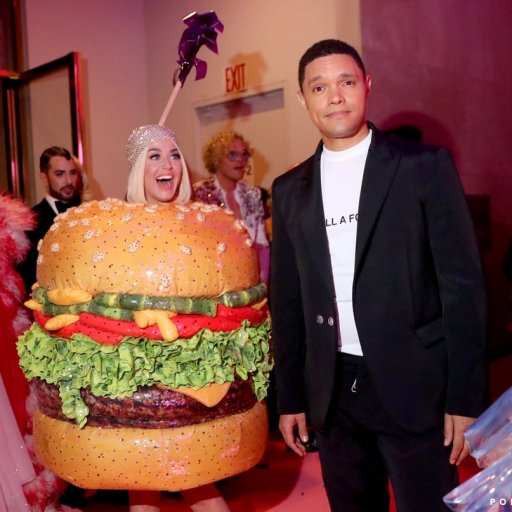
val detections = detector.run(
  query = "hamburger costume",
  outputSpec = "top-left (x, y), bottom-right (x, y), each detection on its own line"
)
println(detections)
top-left (17, 126), bottom-right (272, 492)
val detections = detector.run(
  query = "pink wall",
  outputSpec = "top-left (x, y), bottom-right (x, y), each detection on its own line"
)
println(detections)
top-left (24, 0), bottom-right (149, 201)
top-left (360, 0), bottom-right (512, 354)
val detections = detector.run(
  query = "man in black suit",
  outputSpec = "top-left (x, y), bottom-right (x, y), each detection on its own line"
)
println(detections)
top-left (19, 146), bottom-right (83, 292)
top-left (270, 40), bottom-right (487, 512)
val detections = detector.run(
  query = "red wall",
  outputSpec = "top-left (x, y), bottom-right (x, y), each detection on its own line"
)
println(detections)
top-left (360, 0), bottom-right (512, 355)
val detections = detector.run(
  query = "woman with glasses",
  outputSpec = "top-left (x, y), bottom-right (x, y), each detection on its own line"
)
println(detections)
top-left (193, 130), bottom-right (270, 284)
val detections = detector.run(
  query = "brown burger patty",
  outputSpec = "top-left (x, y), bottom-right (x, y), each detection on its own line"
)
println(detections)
top-left (31, 378), bottom-right (257, 428)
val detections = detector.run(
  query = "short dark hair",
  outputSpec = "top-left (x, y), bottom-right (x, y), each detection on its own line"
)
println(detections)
top-left (39, 146), bottom-right (72, 173)
top-left (298, 39), bottom-right (366, 91)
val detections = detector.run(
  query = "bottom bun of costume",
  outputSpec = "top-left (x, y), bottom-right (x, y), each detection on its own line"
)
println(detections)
top-left (33, 402), bottom-right (268, 491)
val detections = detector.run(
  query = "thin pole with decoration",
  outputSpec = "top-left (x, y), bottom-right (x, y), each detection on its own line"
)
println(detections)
top-left (158, 11), bottom-right (224, 126)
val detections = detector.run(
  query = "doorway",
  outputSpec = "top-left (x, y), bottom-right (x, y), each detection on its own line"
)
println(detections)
top-left (0, 52), bottom-right (85, 204)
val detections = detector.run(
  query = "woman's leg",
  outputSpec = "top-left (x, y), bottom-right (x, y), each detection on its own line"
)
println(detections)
top-left (182, 484), bottom-right (231, 512)
top-left (129, 490), bottom-right (161, 512)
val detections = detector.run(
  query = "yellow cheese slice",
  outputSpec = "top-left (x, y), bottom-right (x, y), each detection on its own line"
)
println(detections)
top-left (175, 382), bottom-right (231, 407)
top-left (133, 310), bottom-right (178, 341)
top-left (44, 314), bottom-right (80, 331)
top-left (47, 288), bottom-right (92, 306)
top-left (24, 299), bottom-right (43, 311)
top-left (252, 298), bottom-right (268, 310)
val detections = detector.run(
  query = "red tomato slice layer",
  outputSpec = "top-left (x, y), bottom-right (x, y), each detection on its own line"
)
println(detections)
top-left (33, 304), bottom-right (268, 345)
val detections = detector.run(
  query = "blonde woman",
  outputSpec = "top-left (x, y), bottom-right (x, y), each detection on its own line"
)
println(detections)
top-left (126, 124), bottom-right (230, 512)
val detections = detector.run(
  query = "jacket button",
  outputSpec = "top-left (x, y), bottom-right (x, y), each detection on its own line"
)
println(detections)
top-left (327, 317), bottom-right (334, 326)
top-left (316, 315), bottom-right (324, 324)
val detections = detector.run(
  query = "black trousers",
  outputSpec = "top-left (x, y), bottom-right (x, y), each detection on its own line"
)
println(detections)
top-left (315, 353), bottom-right (458, 512)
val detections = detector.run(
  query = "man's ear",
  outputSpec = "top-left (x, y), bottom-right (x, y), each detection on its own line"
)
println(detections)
top-left (365, 75), bottom-right (372, 96)
top-left (40, 171), bottom-right (49, 190)
top-left (297, 90), bottom-right (306, 109)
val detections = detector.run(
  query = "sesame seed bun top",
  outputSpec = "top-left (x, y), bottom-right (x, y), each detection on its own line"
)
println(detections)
top-left (36, 198), bottom-right (259, 297)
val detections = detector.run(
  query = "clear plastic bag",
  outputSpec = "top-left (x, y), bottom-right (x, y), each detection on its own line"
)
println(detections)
top-left (444, 387), bottom-right (512, 511)
top-left (465, 386), bottom-right (512, 467)
top-left (444, 451), bottom-right (512, 511)
top-left (473, 421), bottom-right (512, 469)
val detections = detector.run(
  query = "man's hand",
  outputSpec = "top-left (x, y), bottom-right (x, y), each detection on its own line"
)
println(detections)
top-left (444, 413), bottom-right (475, 465)
top-left (279, 413), bottom-right (309, 456)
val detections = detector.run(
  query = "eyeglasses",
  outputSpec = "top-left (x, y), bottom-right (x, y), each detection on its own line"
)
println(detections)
top-left (226, 150), bottom-right (251, 161)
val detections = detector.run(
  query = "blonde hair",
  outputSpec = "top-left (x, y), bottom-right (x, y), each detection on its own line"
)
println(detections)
top-left (126, 137), bottom-right (191, 204)
top-left (202, 130), bottom-right (252, 174)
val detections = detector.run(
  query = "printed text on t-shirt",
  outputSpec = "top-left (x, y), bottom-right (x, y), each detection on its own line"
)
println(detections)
top-left (325, 213), bottom-right (358, 227)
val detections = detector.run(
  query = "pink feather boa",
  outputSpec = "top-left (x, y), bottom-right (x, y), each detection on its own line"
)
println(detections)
top-left (0, 194), bottom-right (81, 512)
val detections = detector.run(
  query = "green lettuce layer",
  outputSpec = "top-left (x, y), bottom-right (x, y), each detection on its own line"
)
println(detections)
top-left (17, 319), bottom-right (272, 428)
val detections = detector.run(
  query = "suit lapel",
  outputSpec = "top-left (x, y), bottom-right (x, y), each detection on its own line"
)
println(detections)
top-left (294, 129), bottom-right (400, 293)
top-left (296, 142), bottom-right (336, 295)
top-left (43, 198), bottom-right (57, 218)
top-left (354, 128), bottom-right (400, 281)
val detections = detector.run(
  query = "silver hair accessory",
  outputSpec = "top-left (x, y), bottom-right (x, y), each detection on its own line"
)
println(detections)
top-left (126, 124), bottom-right (177, 167)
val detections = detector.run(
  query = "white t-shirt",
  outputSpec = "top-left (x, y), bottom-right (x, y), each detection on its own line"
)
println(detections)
top-left (321, 131), bottom-right (372, 355)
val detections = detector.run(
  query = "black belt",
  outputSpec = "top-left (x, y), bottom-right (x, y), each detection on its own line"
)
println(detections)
top-left (337, 352), bottom-right (364, 365)
top-left (337, 353), bottom-right (366, 393)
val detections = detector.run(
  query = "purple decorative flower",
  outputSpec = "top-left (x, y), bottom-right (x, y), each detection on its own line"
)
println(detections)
top-left (176, 11), bottom-right (224, 85)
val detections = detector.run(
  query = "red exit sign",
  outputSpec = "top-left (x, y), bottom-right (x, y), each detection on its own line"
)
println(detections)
top-left (225, 63), bottom-right (246, 93)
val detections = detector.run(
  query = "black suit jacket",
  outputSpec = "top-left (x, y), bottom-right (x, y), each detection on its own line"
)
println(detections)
top-left (270, 125), bottom-right (487, 433)
top-left (18, 198), bottom-right (57, 293)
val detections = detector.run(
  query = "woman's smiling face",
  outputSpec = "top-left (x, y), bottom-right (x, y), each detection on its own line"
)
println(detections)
top-left (144, 138), bottom-right (183, 204)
